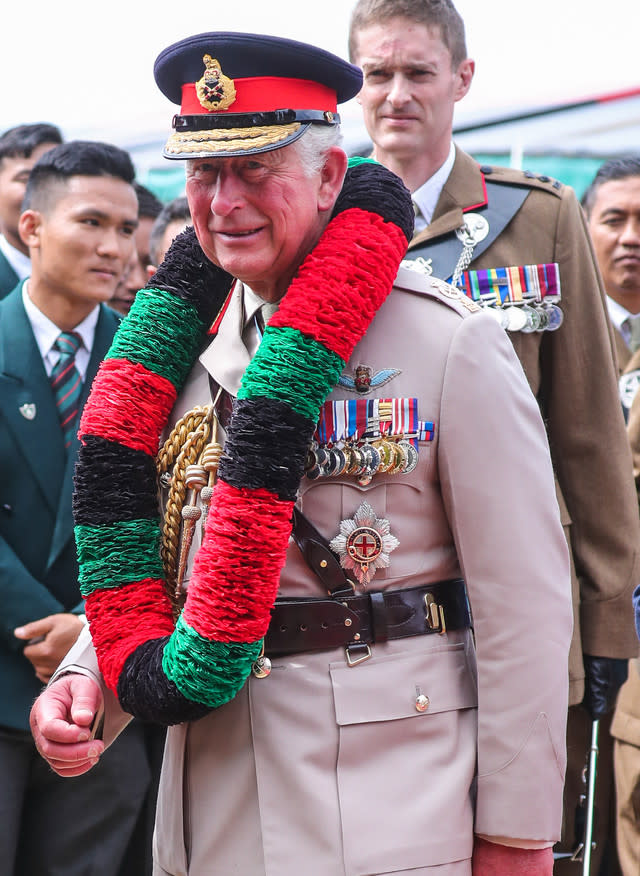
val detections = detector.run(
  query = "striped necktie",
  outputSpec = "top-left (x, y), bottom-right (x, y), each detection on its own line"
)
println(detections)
top-left (50, 331), bottom-right (83, 449)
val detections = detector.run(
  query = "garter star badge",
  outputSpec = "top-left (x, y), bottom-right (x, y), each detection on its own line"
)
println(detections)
top-left (196, 55), bottom-right (237, 111)
top-left (329, 501), bottom-right (399, 587)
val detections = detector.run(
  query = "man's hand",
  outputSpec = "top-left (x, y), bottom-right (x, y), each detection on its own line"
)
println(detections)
top-left (29, 674), bottom-right (104, 777)
top-left (15, 613), bottom-right (85, 683)
top-left (472, 838), bottom-right (553, 875)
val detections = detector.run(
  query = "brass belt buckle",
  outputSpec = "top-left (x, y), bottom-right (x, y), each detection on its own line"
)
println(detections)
top-left (424, 593), bottom-right (446, 634)
top-left (346, 642), bottom-right (372, 666)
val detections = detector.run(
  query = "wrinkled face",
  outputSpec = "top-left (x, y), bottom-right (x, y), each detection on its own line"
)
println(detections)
top-left (587, 177), bottom-right (640, 301)
top-left (353, 17), bottom-right (472, 164)
top-left (185, 144), bottom-right (336, 301)
top-left (0, 141), bottom-right (60, 243)
top-left (22, 174), bottom-right (138, 310)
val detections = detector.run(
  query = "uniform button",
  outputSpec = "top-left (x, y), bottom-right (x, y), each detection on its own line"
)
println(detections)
top-left (480, 165), bottom-right (493, 174)
top-left (252, 656), bottom-right (272, 678)
top-left (524, 171), bottom-right (535, 178)
top-left (538, 175), bottom-right (550, 182)
top-left (415, 694), bottom-right (430, 712)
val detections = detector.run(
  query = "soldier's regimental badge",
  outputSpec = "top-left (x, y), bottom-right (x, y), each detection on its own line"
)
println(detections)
top-left (338, 364), bottom-right (401, 394)
top-left (329, 501), bottom-right (399, 587)
top-left (196, 55), bottom-right (237, 111)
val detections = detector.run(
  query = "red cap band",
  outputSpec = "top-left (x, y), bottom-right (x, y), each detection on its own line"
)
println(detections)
top-left (180, 76), bottom-right (337, 115)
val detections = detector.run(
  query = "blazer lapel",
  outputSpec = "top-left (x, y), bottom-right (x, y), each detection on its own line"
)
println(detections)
top-left (0, 286), bottom-right (65, 513)
top-left (47, 304), bottom-right (120, 571)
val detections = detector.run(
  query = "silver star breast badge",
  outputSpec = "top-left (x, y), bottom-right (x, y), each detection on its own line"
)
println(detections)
top-left (329, 501), bottom-right (399, 587)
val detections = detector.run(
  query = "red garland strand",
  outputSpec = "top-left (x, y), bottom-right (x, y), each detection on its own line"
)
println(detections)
top-left (79, 359), bottom-right (177, 456)
top-left (85, 578), bottom-right (175, 692)
top-left (270, 209), bottom-right (408, 361)
top-left (183, 481), bottom-right (294, 643)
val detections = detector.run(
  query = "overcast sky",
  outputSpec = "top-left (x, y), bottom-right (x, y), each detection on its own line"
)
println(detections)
top-left (2, 0), bottom-right (637, 151)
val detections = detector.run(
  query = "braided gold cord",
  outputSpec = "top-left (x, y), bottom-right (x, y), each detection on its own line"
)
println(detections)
top-left (157, 406), bottom-right (212, 476)
top-left (157, 406), bottom-right (213, 611)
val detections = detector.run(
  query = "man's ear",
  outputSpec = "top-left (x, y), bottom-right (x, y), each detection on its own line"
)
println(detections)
top-left (317, 146), bottom-right (349, 213)
top-left (146, 264), bottom-right (157, 280)
top-left (18, 209), bottom-right (42, 251)
top-left (454, 58), bottom-right (475, 103)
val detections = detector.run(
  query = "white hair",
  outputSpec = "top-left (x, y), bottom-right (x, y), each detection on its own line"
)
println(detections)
top-left (292, 124), bottom-right (343, 176)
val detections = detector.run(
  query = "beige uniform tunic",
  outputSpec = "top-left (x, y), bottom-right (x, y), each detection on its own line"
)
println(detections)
top-left (59, 265), bottom-right (572, 875)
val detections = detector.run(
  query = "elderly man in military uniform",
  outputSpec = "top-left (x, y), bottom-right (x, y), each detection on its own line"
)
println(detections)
top-left (30, 30), bottom-right (572, 876)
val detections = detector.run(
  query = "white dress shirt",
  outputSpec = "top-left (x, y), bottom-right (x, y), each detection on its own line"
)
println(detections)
top-left (22, 280), bottom-right (99, 378)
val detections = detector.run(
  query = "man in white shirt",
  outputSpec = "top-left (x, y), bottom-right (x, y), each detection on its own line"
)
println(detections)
top-left (0, 139), bottom-right (150, 876)
top-left (0, 123), bottom-right (63, 298)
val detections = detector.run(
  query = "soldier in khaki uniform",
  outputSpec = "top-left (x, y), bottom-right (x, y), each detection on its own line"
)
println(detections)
top-left (583, 157), bottom-right (640, 876)
top-left (30, 31), bottom-right (572, 875)
top-left (349, 1), bottom-right (640, 870)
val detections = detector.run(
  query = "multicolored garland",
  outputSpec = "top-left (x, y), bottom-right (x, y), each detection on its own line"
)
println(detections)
top-left (74, 159), bottom-right (413, 725)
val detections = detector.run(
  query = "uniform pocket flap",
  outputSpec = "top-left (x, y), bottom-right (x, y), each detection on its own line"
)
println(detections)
top-left (330, 641), bottom-right (477, 726)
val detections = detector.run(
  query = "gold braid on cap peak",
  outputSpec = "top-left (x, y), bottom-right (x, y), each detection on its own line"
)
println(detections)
top-left (165, 123), bottom-right (300, 155)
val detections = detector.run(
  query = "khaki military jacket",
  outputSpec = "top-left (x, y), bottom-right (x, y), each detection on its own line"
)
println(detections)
top-left (60, 267), bottom-right (571, 875)
top-left (410, 148), bottom-right (640, 705)
top-left (609, 329), bottom-right (640, 750)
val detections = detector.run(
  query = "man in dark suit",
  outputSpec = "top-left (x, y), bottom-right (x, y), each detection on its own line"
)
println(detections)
top-left (0, 123), bottom-right (63, 298)
top-left (0, 140), bottom-right (150, 875)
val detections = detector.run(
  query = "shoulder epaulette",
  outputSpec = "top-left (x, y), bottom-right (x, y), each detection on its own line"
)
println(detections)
top-left (480, 164), bottom-right (564, 197)
top-left (395, 264), bottom-right (482, 317)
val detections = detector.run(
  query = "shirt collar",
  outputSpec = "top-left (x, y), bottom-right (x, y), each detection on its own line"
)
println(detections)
top-left (411, 142), bottom-right (456, 230)
top-left (22, 279), bottom-right (100, 362)
top-left (606, 294), bottom-right (634, 342)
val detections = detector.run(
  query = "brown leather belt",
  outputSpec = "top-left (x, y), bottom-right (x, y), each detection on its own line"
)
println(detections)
top-left (264, 578), bottom-right (470, 659)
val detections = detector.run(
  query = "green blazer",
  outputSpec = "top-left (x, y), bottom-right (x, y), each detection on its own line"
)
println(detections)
top-left (0, 282), bottom-right (121, 729)
top-left (0, 248), bottom-right (19, 300)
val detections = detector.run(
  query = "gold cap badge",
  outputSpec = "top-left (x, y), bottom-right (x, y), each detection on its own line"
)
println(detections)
top-left (195, 55), bottom-right (237, 112)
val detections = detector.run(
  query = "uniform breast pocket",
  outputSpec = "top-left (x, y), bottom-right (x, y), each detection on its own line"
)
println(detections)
top-left (330, 641), bottom-right (478, 875)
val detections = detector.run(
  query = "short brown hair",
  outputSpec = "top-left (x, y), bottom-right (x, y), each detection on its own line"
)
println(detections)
top-left (349, 0), bottom-right (468, 69)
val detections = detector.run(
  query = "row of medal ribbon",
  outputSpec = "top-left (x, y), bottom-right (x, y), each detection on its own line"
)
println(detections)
top-left (305, 437), bottom-right (419, 486)
top-left (459, 261), bottom-right (563, 333)
top-left (405, 258), bottom-right (564, 333)
top-left (306, 398), bottom-right (433, 485)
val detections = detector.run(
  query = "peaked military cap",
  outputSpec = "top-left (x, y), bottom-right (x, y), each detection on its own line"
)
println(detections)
top-left (154, 31), bottom-right (363, 159)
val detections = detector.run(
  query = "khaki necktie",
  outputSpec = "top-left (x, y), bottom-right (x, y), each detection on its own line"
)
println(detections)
top-left (256, 301), bottom-right (278, 333)
top-left (627, 314), bottom-right (640, 353)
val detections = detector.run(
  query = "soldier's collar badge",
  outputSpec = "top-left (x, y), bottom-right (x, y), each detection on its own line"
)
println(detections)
top-left (196, 55), bottom-right (237, 112)
top-left (329, 501), bottom-right (399, 587)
